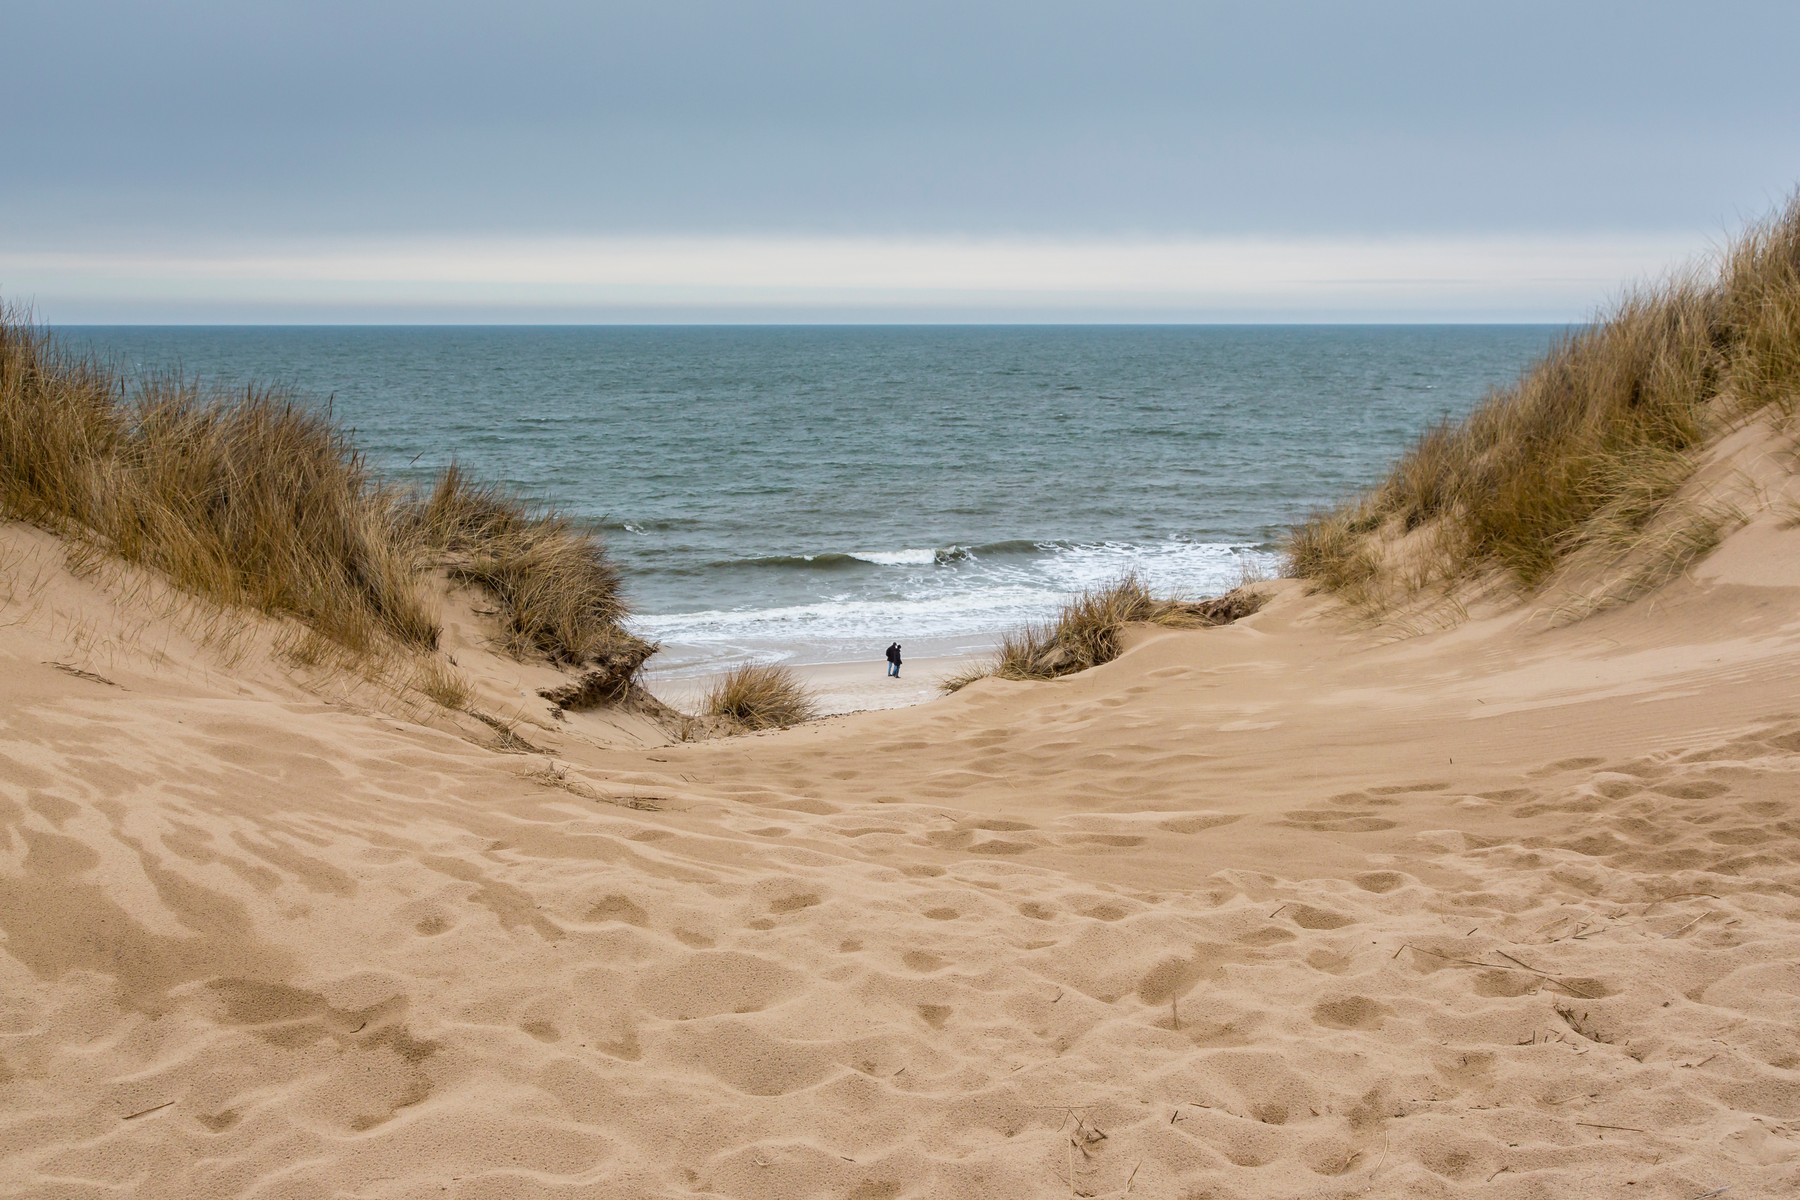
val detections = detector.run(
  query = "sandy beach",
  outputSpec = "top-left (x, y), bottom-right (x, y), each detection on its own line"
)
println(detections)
top-left (648, 653), bottom-right (976, 718)
top-left (3, 438), bottom-right (1798, 1198)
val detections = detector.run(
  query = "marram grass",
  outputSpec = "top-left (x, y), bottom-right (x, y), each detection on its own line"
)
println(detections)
top-left (0, 308), bottom-right (647, 686)
top-left (1288, 194), bottom-right (1800, 606)
top-left (942, 572), bottom-right (1265, 691)
top-left (704, 663), bottom-right (819, 731)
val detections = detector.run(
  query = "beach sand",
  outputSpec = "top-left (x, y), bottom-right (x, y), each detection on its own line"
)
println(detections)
top-left (648, 654), bottom-right (977, 718)
top-left (3, 486), bottom-right (1799, 1198)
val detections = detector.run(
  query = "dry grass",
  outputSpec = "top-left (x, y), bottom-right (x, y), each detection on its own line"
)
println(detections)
top-left (0, 308), bottom-right (649, 694)
top-left (1541, 498), bottom-right (1743, 626)
top-left (942, 572), bottom-right (1265, 691)
top-left (1288, 194), bottom-right (1800, 608)
top-left (704, 662), bottom-right (818, 731)
top-left (413, 465), bottom-right (647, 669)
top-left (409, 658), bottom-right (476, 712)
top-left (0, 312), bottom-right (435, 652)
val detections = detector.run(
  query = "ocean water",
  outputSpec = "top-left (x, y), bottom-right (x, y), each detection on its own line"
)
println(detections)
top-left (57, 325), bottom-right (1563, 673)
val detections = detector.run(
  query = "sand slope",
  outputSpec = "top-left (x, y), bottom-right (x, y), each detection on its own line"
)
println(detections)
top-left (3, 494), bottom-right (1800, 1198)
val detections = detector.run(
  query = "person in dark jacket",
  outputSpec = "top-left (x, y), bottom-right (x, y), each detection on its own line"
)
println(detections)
top-left (885, 642), bottom-right (902, 677)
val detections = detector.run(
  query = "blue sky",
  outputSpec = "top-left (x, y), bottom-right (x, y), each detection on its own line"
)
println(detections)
top-left (7, 1), bottom-right (1800, 322)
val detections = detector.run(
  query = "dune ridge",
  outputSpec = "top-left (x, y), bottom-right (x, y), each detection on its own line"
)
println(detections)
top-left (4, 425), bottom-right (1800, 1195)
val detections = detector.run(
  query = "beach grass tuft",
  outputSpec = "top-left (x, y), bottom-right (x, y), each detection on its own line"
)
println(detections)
top-left (0, 306), bottom-right (649, 692)
top-left (413, 464), bottom-right (651, 670)
top-left (704, 662), bottom-right (819, 731)
top-left (1287, 194), bottom-right (1800, 607)
top-left (942, 571), bottom-right (1265, 691)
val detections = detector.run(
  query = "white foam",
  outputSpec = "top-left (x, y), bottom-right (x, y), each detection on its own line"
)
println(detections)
top-left (632, 540), bottom-right (1279, 674)
top-left (850, 548), bottom-right (939, 567)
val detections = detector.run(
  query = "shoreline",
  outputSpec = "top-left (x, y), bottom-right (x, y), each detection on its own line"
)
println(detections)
top-left (644, 650), bottom-right (985, 716)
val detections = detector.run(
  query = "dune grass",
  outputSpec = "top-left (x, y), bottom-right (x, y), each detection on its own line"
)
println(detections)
top-left (412, 464), bottom-right (646, 667)
top-left (0, 307), bottom-right (648, 689)
top-left (1288, 195), bottom-right (1800, 607)
top-left (941, 572), bottom-right (1265, 691)
top-left (704, 662), bottom-right (818, 731)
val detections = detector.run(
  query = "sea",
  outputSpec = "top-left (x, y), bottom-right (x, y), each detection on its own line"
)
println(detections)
top-left (55, 325), bottom-right (1563, 677)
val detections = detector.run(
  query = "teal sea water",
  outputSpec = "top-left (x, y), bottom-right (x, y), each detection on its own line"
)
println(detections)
top-left (57, 326), bottom-right (1563, 673)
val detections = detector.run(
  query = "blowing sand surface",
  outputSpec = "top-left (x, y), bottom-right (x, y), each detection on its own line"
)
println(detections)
top-left (2, 503), bottom-right (1799, 1199)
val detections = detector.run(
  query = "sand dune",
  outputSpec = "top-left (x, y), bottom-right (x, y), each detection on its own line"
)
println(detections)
top-left (3, 478), bottom-right (1800, 1199)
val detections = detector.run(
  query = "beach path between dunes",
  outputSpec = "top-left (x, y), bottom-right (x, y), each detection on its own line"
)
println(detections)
top-left (1, 514), bottom-right (1798, 1199)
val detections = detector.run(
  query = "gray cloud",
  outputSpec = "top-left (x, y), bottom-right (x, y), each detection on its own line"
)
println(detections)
top-left (10, 1), bottom-right (1800, 244)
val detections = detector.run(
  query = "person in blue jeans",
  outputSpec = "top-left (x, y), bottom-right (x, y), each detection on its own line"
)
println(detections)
top-left (885, 642), bottom-right (902, 677)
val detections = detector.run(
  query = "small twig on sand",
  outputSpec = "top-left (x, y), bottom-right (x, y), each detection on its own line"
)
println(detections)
top-left (48, 660), bottom-right (118, 686)
top-left (1667, 911), bottom-right (1713, 939)
top-left (121, 1101), bottom-right (173, 1121)
top-left (1368, 1130), bottom-right (1390, 1181)
top-left (1493, 949), bottom-right (1551, 974)
top-left (1577, 1121), bottom-right (1647, 1133)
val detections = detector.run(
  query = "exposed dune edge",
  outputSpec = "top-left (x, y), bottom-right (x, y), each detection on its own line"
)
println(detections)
top-left (4, 426), bottom-right (1800, 1198)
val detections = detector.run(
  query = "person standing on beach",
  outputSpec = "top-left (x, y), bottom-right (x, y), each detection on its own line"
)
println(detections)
top-left (885, 642), bottom-right (902, 678)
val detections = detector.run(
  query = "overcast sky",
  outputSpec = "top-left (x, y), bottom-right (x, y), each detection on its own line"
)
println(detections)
top-left (7, 1), bottom-right (1799, 322)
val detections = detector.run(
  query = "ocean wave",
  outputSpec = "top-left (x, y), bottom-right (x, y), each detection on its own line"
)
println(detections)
top-left (677, 539), bottom-right (1059, 575)
top-left (851, 546), bottom-right (987, 566)
top-left (689, 544), bottom-right (989, 573)
top-left (631, 539), bottom-right (1282, 668)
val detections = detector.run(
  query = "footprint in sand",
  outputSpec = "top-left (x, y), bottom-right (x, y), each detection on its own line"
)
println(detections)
top-left (208, 978), bottom-right (437, 1130)
top-left (1063, 833), bottom-right (1147, 848)
top-left (1530, 756), bottom-right (1607, 776)
top-left (1279, 809), bottom-right (1397, 833)
top-left (847, 1181), bottom-right (904, 1200)
top-left (916, 1004), bottom-right (950, 1028)
top-left (636, 952), bottom-right (801, 1020)
top-left (585, 894), bottom-right (649, 925)
top-left (1301, 1136), bottom-right (1365, 1177)
top-left (1286, 904), bottom-right (1356, 930)
top-left (1160, 813), bottom-right (1240, 834)
top-left (1306, 949), bottom-right (1354, 974)
top-left (1656, 779), bottom-right (1732, 799)
top-left (968, 838), bottom-right (1033, 855)
top-left (1137, 955), bottom-right (1204, 1005)
top-left (1312, 995), bottom-right (1387, 1030)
